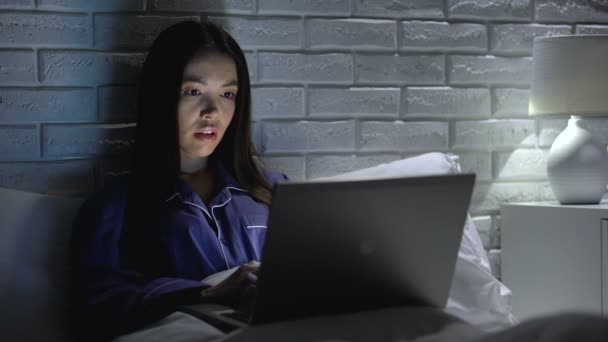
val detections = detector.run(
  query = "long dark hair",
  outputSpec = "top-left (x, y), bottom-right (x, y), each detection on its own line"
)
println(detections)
top-left (125, 20), bottom-right (272, 269)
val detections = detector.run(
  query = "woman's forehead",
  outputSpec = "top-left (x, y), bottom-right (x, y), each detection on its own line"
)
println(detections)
top-left (183, 51), bottom-right (237, 79)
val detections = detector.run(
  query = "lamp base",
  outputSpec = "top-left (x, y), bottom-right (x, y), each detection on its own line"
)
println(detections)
top-left (547, 116), bottom-right (608, 204)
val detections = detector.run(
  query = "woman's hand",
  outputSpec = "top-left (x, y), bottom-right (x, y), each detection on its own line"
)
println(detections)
top-left (200, 261), bottom-right (259, 306)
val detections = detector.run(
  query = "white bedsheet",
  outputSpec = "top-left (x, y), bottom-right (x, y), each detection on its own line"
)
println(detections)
top-left (116, 307), bottom-right (488, 342)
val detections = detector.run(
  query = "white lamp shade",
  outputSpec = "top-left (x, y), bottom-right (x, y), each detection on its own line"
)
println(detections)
top-left (529, 35), bottom-right (608, 117)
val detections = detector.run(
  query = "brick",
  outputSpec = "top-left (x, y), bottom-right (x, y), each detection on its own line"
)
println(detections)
top-left (405, 87), bottom-right (490, 118)
top-left (309, 87), bottom-right (400, 118)
top-left (94, 15), bottom-right (197, 49)
top-left (353, 0), bottom-right (444, 19)
top-left (152, 0), bottom-right (254, 13)
top-left (0, 160), bottom-right (94, 195)
top-left (39, 50), bottom-right (145, 85)
top-left (308, 19), bottom-right (395, 50)
top-left (38, 0), bottom-right (144, 11)
top-left (448, 0), bottom-right (532, 20)
top-left (454, 119), bottom-right (536, 148)
top-left (0, 13), bottom-right (89, 46)
top-left (456, 151), bottom-right (492, 181)
top-left (0, 0), bottom-right (33, 8)
top-left (98, 86), bottom-right (137, 123)
top-left (449, 56), bottom-right (532, 85)
top-left (211, 17), bottom-right (301, 49)
top-left (0, 125), bottom-right (39, 161)
top-left (538, 118), bottom-right (567, 147)
top-left (495, 149), bottom-right (548, 180)
top-left (472, 215), bottom-right (499, 249)
top-left (359, 121), bottom-right (448, 151)
top-left (471, 181), bottom-right (541, 213)
top-left (259, 156), bottom-right (305, 181)
top-left (0, 50), bottom-right (35, 84)
top-left (306, 153), bottom-right (400, 179)
top-left (0, 88), bottom-right (95, 122)
top-left (44, 124), bottom-right (135, 158)
top-left (493, 88), bottom-right (530, 117)
top-left (356, 54), bottom-right (444, 85)
top-left (258, 0), bottom-right (350, 15)
top-left (400, 22), bottom-right (487, 51)
top-left (251, 87), bottom-right (304, 118)
top-left (577, 25), bottom-right (608, 34)
top-left (262, 121), bottom-right (355, 153)
top-left (536, 0), bottom-right (608, 23)
top-left (491, 24), bottom-right (571, 54)
top-left (487, 249), bottom-right (502, 279)
top-left (258, 53), bottom-right (353, 84)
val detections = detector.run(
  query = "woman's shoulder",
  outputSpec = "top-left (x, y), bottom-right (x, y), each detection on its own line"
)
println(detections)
top-left (262, 170), bottom-right (289, 187)
top-left (78, 176), bottom-right (130, 216)
top-left (70, 177), bottom-right (132, 243)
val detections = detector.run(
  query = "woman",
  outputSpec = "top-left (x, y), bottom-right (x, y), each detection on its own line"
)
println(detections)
top-left (68, 20), bottom-right (285, 341)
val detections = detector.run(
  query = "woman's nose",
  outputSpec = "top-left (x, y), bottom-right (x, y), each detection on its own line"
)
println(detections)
top-left (200, 109), bottom-right (217, 120)
top-left (199, 98), bottom-right (218, 119)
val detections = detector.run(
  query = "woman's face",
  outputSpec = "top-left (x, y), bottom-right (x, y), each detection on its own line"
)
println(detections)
top-left (177, 51), bottom-right (238, 166)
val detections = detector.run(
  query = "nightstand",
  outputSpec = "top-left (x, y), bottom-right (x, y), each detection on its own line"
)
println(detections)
top-left (501, 202), bottom-right (608, 320)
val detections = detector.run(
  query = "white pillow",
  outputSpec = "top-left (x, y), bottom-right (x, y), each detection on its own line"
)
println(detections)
top-left (316, 152), bottom-right (518, 331)
top-left (315, 152), bottom-right (461, 181)
top-left (0, 187), bottom-right (84, 342)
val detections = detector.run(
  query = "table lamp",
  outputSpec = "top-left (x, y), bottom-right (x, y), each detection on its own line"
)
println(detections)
top-left (529, 35), bottom-right (608, 204)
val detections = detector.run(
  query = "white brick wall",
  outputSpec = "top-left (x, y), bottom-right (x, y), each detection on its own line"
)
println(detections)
top-left (493, 88), bottom-right (529, 117)
top-left (449, 56), bottom-right (533, 84)
top-left (262, 120), bottom-right (355, 152)
top-left (448, 0), bottom-right (532, 20)
top-left (308, 19), bottom-right (395, 50)
top-left (399, 22), bottom-right (487, 51)
top-left (258, 0), bottom-right (350, 16)
top-left (95, 15), bottom-right (198, 49)
top-left (353, 0), bottom-right (444, 18)
top-left (0, 12), bottom-right (90, 46)
top-left (405, 87), bottom-right (489, 118)
top-left (252, 87), bottom-right (304, 118)
top-left (309, 87), bottom-right (400, 118)
top-left (259, 53), bottom-right (353, 83)
top-left (0, 50), bottom-right (35, 83)
top-left (490, 24), bottom-right (571, 53)
top-left (39, 51), bottom-right (145, 85)
top-left (2, 0), bottom-right (608, 279)
top-left (0, 88), bottom-right (96, 121)
top-left (356, 54), bottom-right (444, 84)
top-left (536, 0), bottom-right (608, 22)
top-left (0, 125), bottom-right (39, 160)
top-left (211, 16), bottom-right (302, 49)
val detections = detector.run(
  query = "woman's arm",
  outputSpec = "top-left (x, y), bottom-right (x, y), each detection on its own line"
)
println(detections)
top-left (67, 185), bottom-right (206, 341)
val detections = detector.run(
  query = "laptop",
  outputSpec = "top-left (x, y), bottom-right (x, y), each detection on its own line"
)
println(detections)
top-left (180, 173), bottom-right (475, 332)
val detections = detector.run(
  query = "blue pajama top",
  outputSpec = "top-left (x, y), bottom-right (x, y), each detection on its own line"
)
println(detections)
top-left (68, 163), bottom-right (286, 339)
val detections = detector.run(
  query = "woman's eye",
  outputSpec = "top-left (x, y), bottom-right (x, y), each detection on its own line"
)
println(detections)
top-left (183, 89), bottom-right (201, 96)
top-left (222, 91), bottom-right (236, 99)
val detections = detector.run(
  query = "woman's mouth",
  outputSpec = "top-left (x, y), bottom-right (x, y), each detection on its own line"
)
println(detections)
top-left (194, 127), bottom-right (218, 142)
